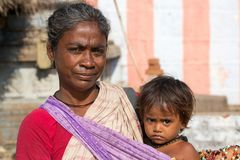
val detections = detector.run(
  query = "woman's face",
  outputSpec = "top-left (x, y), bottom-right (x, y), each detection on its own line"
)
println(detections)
top-left (49, 21), bottom-right (107, 91)
top-left (143, 106), bottom-right (184, 145)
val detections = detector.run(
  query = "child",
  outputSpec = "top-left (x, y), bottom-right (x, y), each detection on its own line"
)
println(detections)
top-left (138, 75), bottom-right (200, 160)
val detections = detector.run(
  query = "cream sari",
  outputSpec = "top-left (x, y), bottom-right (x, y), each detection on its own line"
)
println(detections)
top-left (62, 81), bottom-right (142, 159)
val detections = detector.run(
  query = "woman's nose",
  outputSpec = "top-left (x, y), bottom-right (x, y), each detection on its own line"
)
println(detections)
top-left (81, 51), bottom-right (95, 68)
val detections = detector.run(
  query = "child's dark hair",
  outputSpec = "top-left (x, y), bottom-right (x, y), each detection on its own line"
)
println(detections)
top-left (138, 75), bottom-right (195, 127)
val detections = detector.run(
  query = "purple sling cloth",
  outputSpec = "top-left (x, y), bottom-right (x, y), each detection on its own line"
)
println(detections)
top-left (40, 96), bottom-right (171, 160)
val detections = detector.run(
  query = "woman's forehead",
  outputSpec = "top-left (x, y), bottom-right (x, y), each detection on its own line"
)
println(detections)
top-left (59, 21), bottom-right (107, 46)
top-left (65, 21), bottom-right (102, 36)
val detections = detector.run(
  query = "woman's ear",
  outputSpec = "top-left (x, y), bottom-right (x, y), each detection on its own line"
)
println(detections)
top-left (47, 42), bottom-right (56, 68)
top-left (47, 41), bottom-right (54, 61)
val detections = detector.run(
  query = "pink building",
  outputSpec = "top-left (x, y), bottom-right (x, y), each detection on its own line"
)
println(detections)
top-left (90, 0), bottom-right (240, 105)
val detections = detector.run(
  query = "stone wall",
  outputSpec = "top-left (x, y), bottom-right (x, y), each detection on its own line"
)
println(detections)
top-left (0, 99), bottom-right (42, 159)
top-left (184, 114), bottom-right (240, 151)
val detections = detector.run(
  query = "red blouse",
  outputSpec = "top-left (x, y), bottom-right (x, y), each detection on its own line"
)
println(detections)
top-left (16, 108), bottom-right (72, 160)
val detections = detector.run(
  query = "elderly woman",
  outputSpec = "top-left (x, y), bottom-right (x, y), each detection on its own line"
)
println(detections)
top-left (16, 2), bottom-right (170, 160)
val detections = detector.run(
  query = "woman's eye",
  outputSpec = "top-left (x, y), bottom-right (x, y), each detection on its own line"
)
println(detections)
top-left (68, 46), bottom-right (85, 54)
top-left (92, 48), bottom-right (106, 56)
top-left (68, 48), bottom-right (79, 53)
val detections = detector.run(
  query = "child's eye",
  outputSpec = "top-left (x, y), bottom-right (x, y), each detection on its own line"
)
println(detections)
top-left (162, 119), bottom-right (171, 125)
top-left (146, 118), bottom-right (156, 123)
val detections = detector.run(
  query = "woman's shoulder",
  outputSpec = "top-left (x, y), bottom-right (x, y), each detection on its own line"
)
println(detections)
top-left (98, 81), bottom-right (127, 98)
top-left (20, 108), bottom-right (57, 131)
top-left (17, 108), bottom-right (71, 159)
top-left (24, 108), bottom-right (54, 122)
top-left (98, 81), bottom-right (122, 90)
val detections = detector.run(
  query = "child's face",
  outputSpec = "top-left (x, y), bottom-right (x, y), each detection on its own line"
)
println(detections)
top-left (143, 105), bottom-right (184, 145)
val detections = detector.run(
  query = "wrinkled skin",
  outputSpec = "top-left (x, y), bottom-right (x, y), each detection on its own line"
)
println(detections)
top-left (47, 21), bottom-right (107, 112)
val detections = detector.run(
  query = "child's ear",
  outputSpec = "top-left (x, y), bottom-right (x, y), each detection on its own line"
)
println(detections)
top-left (179, 124), bottom-right (186, 132)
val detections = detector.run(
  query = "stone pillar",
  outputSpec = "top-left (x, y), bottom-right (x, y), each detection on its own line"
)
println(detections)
top-left (0, 11), bottom-right (58, 155)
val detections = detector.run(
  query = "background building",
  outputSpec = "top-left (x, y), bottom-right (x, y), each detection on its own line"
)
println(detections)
top-left (0, 0), bottom-right (239, 159)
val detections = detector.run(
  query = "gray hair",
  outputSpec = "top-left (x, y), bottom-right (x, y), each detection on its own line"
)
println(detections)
top-left (47, 2), bottom-right (111, 50)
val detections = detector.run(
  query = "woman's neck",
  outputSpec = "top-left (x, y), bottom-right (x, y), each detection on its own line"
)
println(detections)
top-left (55, 85), bottom-right (99, 106)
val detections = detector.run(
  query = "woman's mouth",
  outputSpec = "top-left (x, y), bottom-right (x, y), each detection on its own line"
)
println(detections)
top-left (73, 73), bottom-right (97, 81)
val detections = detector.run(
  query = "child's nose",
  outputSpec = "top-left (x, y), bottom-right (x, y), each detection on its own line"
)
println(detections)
top-left (153, 123), bottom-right (162, 133)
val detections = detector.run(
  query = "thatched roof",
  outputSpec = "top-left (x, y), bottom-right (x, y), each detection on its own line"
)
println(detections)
top-left (0, 0), bottom-right (80, 16)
